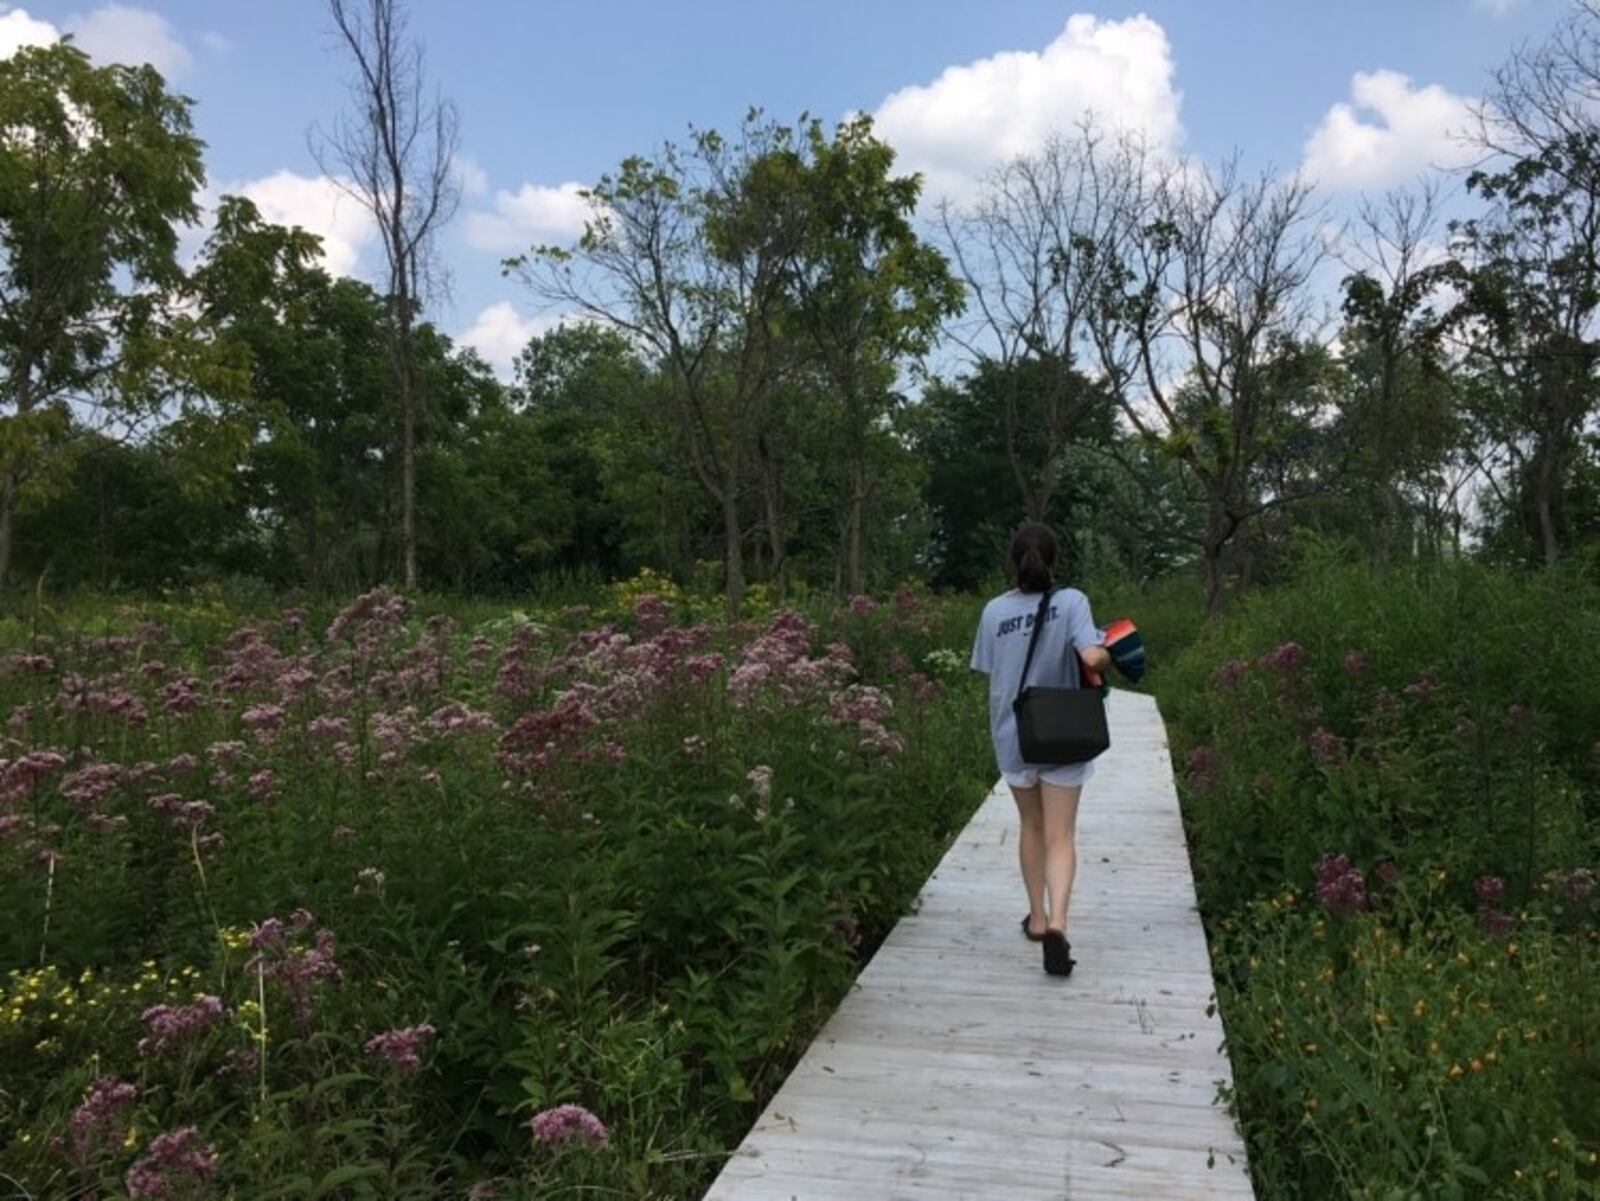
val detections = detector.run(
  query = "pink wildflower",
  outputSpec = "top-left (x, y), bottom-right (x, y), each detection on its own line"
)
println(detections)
top-left (125, 1126), bottom-right (216, 1198)
top-left (1308, 726), bottom-right (1345, 766)
top-left (138, 996), bottom-right (226, 1055)
top-left (70, 1079), bottom-right (137, 1171)
top-left (529, 1104), bottom-right (608, 1148)
top-left (1212, 658), bottom-right (1249, 686)
top-left (1555, 867), bottom-right (1596, 907)
top-left (1185, 746), bottom-right (1224, 793)
top-left (1402, 673), bottom-right (1438, 701)
top-left (632, 594), bottom-right (672, 637)
top-left (1314, 853), bottom-right (1367, 916)
top-left (1474, 875), bottom-right (1506, 908)
top-left (364, 1023), bottom-right (437, 1074)
top-left (240, 703), bottom-right (286, 744)
top-left (1258, 641), bottom-right (1305, 673)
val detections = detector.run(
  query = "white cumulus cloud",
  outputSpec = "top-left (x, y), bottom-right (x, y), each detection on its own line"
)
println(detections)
top-left (1302, 70), bottom-right (1477, 190)
top-left (214, 170), bottom-right (378, 278)
top-left (459, 301), bottom-right (581, 377)
top-left (464, 181), bottom-right (592, 252)
top-left (869, 13), bottom-right (1184, 203)
top-left (0, 6), bottom-right (58, 58)
top-left (0, 5), bottom-right (194, 75)
top-left (65, 4), bottom-right (191, 76)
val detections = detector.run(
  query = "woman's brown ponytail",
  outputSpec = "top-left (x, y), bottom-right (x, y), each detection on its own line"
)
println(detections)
top-left (1010, 522), bottom-right (1057, 593)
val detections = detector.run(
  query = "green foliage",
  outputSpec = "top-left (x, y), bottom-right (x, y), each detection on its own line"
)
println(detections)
top-left (1157, 554), bottom-right (1600, 1197)
top-left (0, 40), bottom-right (214, 579)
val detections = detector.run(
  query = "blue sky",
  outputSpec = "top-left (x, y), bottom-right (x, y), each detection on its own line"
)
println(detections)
top-left (7, 0), bottom-right (1571, 373)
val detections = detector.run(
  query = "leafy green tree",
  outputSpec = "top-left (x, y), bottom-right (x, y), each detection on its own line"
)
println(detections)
top-left (914, 364), bottom-right (1181, 590)
top-left (1336, 187), bottom-right (1463, 564)
top-left (0, 41), bottom-right (208, 582)
top-left (767, 114), bottom-right (962, 594)
top-left (13, 431), bottom-right (249, 589)
top-left (191, 198), bottom-right (394, 587)
top-left (514, 115), bottom-right (805, 616)
top-left (1444, 7), bottom-right (1600, 565)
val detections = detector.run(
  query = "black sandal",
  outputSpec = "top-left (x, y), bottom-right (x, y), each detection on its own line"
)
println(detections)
top-left (1042, 929), bottom-right (1076, 977)
top-left (1020, 914), bottom-right (1046, 942)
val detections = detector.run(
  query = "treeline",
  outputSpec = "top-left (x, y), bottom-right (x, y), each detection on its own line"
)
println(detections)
top-left (4, 4), bottom-right (1600, 611)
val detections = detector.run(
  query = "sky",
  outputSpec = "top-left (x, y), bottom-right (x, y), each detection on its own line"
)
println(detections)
top-left (3, 0), bottom-right (1573, 376)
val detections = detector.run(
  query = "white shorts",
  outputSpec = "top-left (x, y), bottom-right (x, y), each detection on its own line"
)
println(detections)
top-left (1004, 762), bottom-right (1094, 790)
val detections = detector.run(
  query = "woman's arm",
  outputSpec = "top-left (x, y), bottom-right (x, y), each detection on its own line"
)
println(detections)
top-left (1080, 644), bottom-right (1111, 675)
top-left (1069, 591), bottom-right (1112, 675)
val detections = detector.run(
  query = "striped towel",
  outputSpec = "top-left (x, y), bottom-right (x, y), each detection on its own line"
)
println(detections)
top-left (1079, 618), bottom-right (1146, 696)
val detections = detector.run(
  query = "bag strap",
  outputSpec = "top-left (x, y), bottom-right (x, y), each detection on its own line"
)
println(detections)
top-left (1014, 587), bottom-right (1054, 703)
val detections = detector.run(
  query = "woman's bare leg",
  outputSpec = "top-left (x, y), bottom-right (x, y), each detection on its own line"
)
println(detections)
top-left (1040, 782), bottom-right (1083, 933)
top-left (1010, 783), bottom-right (1048, 935)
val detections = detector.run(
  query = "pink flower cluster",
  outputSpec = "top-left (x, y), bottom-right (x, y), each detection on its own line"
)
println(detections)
top-left (4, 649), bottom-right (56, 674)
top-left (1474, 874), bottom-right (1515, 936)
top-left (326, 586), bottom-right (411, 647)
top-left (1258, 642), bottom-right (1305, 673)
top-left (59, 763), bottom-right (124, 812)
top-left (138, 995), bottom-right (226, 1055)
top-left (826, 685), bottom-right (904, 756)
top-left (499, 690), bottom-right (601, 777)
top-left (1185, 746), bottom-right (1224, 794)
top-left (1554, 867), bottom-right (1596, 907)
top-left (1315, 853), bottom-right (1367, 917)
top-left (494, 622), bottom-right (550, 701)
top-left (0, 749), bottom-right (67, 802)
top-left (529, 1103), bottom-right (608, 1148)
top-left (496, 616), bottom-right (723, 780)
top-left (1308, 726), bottom-right (1345, 766)
top-left (125, 1125), bottom-right (216, 1198)
top-left (426, 702), bottom-right (498, 739)
top-left (248, 910), bottom-right (341, 1032)
top-left (70, 1078), bottom-right (137, 1170)
top-left (632, 593), bottom-right (672, 637)
top-left (1213, 658), bottom-right (1249, 687)
top-left (147, 794), bottom-right (215, 832)
top-left (727, 611), bottom-right (853, 711)
top-left (364, 1023), bottom-right (437, 1073)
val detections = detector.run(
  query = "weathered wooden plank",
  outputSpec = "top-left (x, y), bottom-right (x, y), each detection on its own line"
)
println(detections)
top-left (703, 690), bottom-right (1253, 1200)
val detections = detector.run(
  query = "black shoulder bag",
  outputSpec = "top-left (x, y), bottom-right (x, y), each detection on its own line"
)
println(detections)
top-left (1012, 588), bottom-right (1111, 765)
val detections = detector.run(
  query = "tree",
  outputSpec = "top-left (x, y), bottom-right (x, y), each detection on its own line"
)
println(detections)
top-left (1445, 2), bottom-right (1600, 565)
top-left (942, 125), bottom-right (1131, 524)
top-left (514, 114), bottom-right (803, 617)
top-left (191, 197), bottom-right (395, 587)
top-left (1336, 185), bottom-right (1462, 564)
top-left (0, 41), bottom-right (206, 583)
top-left (773, 115), bottom-right (962, 594)
top-left (316, 0), bottom-right (460, 589)
top-left (1090, 155), bottom-right (1330, 616)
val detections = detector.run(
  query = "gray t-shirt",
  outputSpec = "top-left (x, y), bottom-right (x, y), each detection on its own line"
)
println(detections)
top-left (970, 587), bottom-right (1102, 774)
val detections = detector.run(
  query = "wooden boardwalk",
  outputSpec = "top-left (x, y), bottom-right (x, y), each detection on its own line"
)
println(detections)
top-left (705, 690), bottom-right (1254, 1201)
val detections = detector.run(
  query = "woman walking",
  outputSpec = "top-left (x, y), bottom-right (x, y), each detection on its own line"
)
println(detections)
top-left (970, 523), bottom-right (1110, 976)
